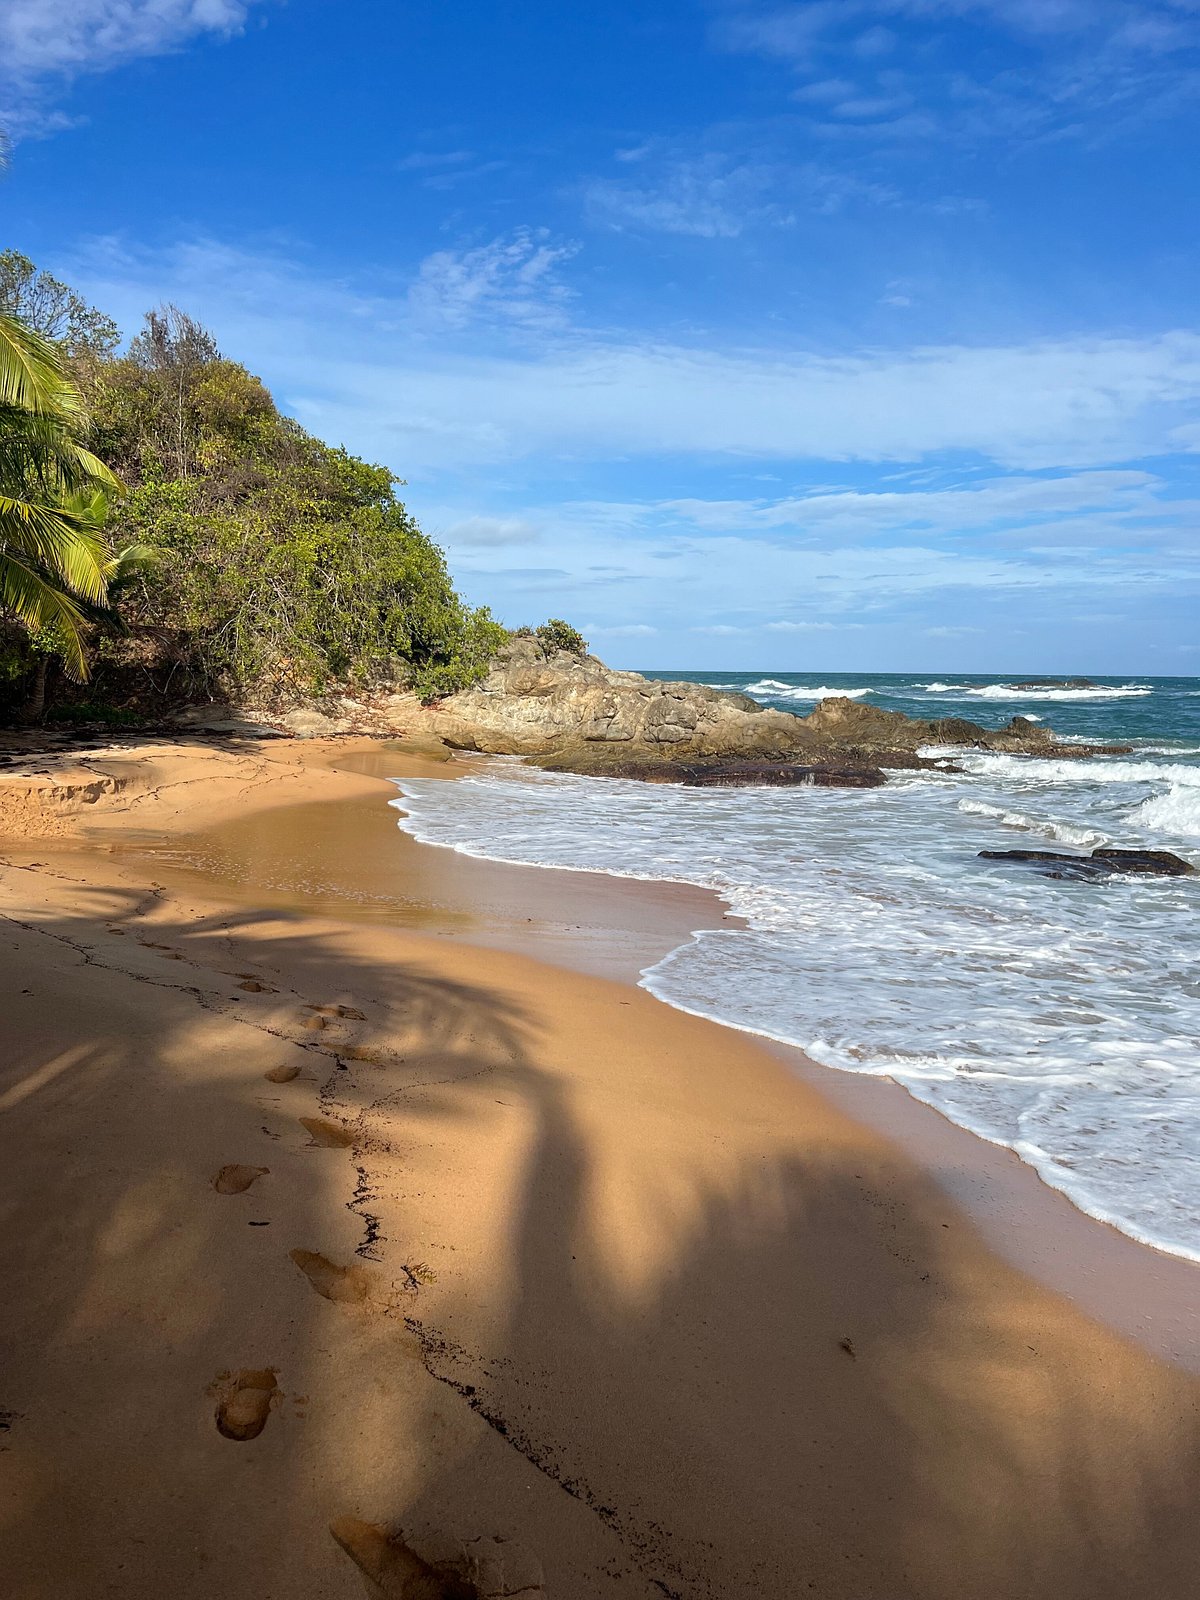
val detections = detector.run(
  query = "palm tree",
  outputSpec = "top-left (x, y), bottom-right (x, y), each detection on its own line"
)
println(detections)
top-left (0, 311), bottom-right (120, 679)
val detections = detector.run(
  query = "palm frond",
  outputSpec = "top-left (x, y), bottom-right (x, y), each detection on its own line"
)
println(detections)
top-left (0, 494), bottom-right (110, 601)
top-left (0, 550), bottom-right (90, 679)
top-left (0, 314), bottom-right (81, 419)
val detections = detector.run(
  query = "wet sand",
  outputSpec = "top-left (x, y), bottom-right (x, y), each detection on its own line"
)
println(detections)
top-left (2, 734), bottom-right (1199, 1599)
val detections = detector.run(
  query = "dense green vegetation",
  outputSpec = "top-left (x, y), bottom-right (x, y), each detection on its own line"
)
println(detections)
top-left (0, 253), bottom-right (586, 721)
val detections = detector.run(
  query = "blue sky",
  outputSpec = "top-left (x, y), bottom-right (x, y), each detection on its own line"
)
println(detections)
top-left (2, 0), bottom-right (1199, 672)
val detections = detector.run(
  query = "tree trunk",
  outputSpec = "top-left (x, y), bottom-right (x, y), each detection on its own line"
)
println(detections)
top-left (21, 655), bottom-right (51, 723)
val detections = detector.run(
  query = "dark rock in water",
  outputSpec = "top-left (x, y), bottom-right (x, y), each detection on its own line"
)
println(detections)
top-left (1009, 678), bottom-right (1096, 692)
top-left (1091, 848), bottom-right (1195, 875)
top-left (979, 848), bottom-right (1195, 880)
top-left (683, 762), bottom-right (886, 789)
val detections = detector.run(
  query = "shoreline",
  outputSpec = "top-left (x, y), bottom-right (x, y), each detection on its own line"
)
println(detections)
top-left (12, 731), bottom-right (1198, 1360)
top-left (3, 733), bottom-right (1200, 1597)
top-left (381, 751), bottom-right (1200, 1364)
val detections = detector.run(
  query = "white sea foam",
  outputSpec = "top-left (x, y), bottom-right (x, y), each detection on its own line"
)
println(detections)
top-left (957, 798), bottom-right (1106, 850)
top-left (1130, 785), bottom-right (1200, 837)
top-left (744, 679), bottom-right (872, 701)
top-left (957, 751), bottom-right (1200, 789)
top-left (921, 682), bottom-right (1152, 701)
top-left (390, 754), bottom-right (1200, 1261)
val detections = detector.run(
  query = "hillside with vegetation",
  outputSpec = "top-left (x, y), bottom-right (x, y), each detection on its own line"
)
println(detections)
top-left (0, 251), bottom-right (584, 725)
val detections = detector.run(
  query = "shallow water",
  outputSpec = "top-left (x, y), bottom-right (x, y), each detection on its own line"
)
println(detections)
top-left (391, 672), bottom-right (1200, 1261)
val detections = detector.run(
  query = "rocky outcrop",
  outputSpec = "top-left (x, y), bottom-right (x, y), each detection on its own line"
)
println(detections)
top-left (428, 640), bottom-right (800, 760)
top-left (427, 640), bottom-right (1129, 777)
top-left (979, 848), bottom-right (1195, 879)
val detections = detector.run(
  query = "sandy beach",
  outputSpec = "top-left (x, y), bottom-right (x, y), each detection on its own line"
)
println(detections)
top-left (2, 734), bottom-right (1199, 1599)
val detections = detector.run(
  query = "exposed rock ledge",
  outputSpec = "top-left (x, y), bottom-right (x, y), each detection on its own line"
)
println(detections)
top-left (425, 639), bottom-right (1129, 783)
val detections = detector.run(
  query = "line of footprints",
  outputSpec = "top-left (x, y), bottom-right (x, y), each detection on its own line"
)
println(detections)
top-left (206, 993), bottom-right (546, 1597)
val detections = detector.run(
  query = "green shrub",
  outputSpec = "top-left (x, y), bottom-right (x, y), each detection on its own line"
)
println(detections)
top-left (534, 618), bottom-right (587, 656)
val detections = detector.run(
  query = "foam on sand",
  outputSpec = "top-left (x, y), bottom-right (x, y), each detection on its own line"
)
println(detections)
top-left (393, 747), bottom-right (1200, 1261)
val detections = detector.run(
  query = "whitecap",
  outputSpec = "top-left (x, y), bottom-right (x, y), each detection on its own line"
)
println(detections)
top-left (1130, 785), bottom-right (1200, 838)
top-left (957, 798), bottom-right (1106, 850)
top-left (744, 680), bottom-right (873, 701)
top-left (963, 684), bottom-right (1151, 702)
top-left (956, 752), bottom-right (1200, 788)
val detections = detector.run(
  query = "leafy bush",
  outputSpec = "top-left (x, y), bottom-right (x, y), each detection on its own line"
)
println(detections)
top-left (534, 618), bottom-right (587, 656)
top-left (1, 263), bottom-right (596, 715)
top-left (71, 303), bottom-right (511, 704)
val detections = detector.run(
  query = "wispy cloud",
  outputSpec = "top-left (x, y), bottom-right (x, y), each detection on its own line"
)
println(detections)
top-left (582, 622), bottom-right (659, 636)
top-left (582, 142), bottom-right (903, 238)
top-left (584, 154), bottom-right (790, 238)
top-left (0, 0), bottom-right (269, 132)
top-left (657, 471), bottom-right (1199, 545)
top-left (396, 148), bottom-right (509, 191)
top-left (764, 619), bottom-right (859, 631)
top-left (717, 0), bottom-right (1200, 146)
top-left (62, 235), bottom-right (1200, 473)
top-left (404, 229), bottom-right (579, 334)
top-left (396, 150), bottom-right (476, 172)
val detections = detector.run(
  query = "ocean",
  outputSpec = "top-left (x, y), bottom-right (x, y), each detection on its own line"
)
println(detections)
top-left (391, 673), bottom-right (1200, 1262)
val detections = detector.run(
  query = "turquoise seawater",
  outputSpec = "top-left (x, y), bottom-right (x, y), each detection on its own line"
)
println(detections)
top-left (392, 671), bottom-right (1200, 1261)
top-left (654, 670), bottom-right (1200, 751)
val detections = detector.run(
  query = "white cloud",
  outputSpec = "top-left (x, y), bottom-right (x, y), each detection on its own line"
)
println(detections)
top-left (764, 619), bottom-right (856, 631)
top-left (582, 622), bottom-right (659, 636)
top-left (657, 471), bottom-right (1197, 544)
top-left (405, 229), bottom-right (579, 334)
top-left (61, 236), bottom-right (1200, 478)
top-left (0, 0), bottom-right (267, 129)
top-left (584, 156), bottom-right (785, 238)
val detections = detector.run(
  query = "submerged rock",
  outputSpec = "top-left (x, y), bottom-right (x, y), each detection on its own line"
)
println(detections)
top-left (683, 762), bottom-right (887, 789)
top-left (979, 847), bottom-right (1195, 880)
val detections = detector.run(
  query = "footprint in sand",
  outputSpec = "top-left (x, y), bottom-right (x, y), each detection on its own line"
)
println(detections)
top-left (290, 1249), bottom-right (379, 1307)
top-left (329, 1517), bottom-right (543, 1599)
top-left (212, 1164), bottom-right (269, 1195)
top-left (299, 1116), bottom-right (355, 1148)
top-left (213, 1369), bottom-right (278, 1441)
top-left (264, 1063), bottom-right (301, 1084)
top-left (305, 1003), bottom-right (367, 1021)
top-left (238, 979), bottom-right (277, 994)
top-left (342, 1045), bottom-right (383, 1064)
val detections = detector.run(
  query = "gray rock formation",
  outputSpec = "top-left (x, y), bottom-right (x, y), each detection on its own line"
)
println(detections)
top-left (428, 639), bottom-right (1128, 777)
top-left (429, 639), bottom-right (798, 758)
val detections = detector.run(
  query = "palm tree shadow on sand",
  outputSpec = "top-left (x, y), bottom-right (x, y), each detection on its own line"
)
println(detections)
top-left (356, 1046), bottom-right (1200, 1599)
top-left (3, 884), bottom-right (1200, 1600)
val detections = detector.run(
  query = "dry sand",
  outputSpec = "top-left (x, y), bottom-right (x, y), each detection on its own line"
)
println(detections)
top-left (1, 733), bottom-right (1199, 1599)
